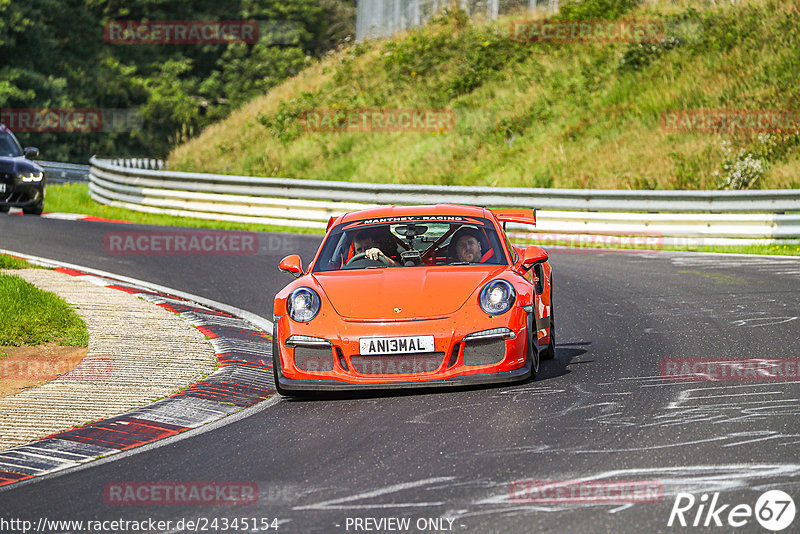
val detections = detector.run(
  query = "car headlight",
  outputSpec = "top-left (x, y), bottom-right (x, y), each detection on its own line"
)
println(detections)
top-left (287, 287), bottom-right (321, 322)
top-left (20, 171), bottom-right (43, 182)
top-left (479, 279), bottom-right (516, 315)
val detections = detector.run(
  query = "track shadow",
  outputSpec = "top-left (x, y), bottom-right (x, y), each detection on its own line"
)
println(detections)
top-left (280, 341), bottom-right (592, 402)
top-left (528, 341), bottom-right (592, 383)
top-left (520, 341), bottom-right (590, 383)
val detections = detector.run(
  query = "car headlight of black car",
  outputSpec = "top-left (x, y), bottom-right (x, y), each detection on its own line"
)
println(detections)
top-left (287, 287), bottom-right (321, 322)
top-left (19, 171), bottom-right (43, 183)
top-left (479, 279), bottom-right (516, 315)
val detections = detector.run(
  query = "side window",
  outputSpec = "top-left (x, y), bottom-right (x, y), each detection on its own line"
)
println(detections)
top-left (315, 231), bottom-right (349, 271)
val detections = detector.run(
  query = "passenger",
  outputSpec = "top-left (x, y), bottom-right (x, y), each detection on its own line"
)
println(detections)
top-left (450, 227), bottom-right (490, 263)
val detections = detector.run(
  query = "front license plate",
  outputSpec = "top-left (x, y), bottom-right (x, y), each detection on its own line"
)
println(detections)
top-left (359, 335), bottom-right (435, 355)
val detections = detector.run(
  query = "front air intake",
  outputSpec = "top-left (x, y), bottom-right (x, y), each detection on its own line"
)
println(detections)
top-left (462, 339), bottom-right (505, 366)
top-left (294, 347), bottom-right (334, 372)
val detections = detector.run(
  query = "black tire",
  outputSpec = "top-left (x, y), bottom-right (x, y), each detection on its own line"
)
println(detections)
top-left (0, 205), bottom-right (9, 213)
top-left (272, 323), bottom-right (293, 397)
top-left (527, 310), bottom-right (539, 379)
top-left (541, 275), bottom-right (556, 361)
top-left (22, 202), bottom-right (43, 216)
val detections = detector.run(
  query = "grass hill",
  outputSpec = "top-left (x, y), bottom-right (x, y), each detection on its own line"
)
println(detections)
top-left (168, 0), bottom-right (800, 191)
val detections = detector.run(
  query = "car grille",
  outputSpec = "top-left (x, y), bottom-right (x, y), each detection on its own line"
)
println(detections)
top-left (462, 338), bottom-right (506, 366)
top-left (350, 353), bottom-right (445, 375)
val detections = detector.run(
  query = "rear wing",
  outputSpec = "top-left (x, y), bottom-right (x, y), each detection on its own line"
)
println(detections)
top-left (490, 208), bottom-right (536, 227)
top-left (327, 215), bottom-right (338, 231)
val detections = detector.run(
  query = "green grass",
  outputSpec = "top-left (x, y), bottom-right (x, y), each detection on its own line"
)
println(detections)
top-left (665, 242), bottom-right (800, 256)
top-left (169, 0), bottom-right (800, 191)
top-left (0, 274), bottom-right (89, 347)
top-left (0, 255), bottom-right (45, 269)
top-left (46, 183), bottom-right (324, 235)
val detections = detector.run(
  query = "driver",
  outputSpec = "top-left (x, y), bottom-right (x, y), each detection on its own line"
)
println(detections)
top-left (353, 229), bottom-right (400, 266)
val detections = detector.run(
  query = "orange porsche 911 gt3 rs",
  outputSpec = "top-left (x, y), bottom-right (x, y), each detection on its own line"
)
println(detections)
top-left (272, 204), bottom-right (553, 394)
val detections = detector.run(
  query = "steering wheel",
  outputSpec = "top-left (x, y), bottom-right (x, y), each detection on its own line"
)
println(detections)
top-left (346, 252), bottom-right (394, 266)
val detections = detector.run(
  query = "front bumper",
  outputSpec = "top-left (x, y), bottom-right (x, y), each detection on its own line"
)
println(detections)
top-left (274, 357), bottom-right (532, 391)
top-left (0, 181), bottom-right (44, 208)
top-left (273, 308), bottom-right (536, 391)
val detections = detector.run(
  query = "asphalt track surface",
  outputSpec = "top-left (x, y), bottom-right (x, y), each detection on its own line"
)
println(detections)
top-left (1, 215), bottom-right (799, 533)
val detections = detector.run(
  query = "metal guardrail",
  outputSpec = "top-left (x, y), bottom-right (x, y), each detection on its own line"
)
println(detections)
top-left (107, 158), bottom-right (167, 170)
top-left (39, 161), bottom-right (90, 184)
top-left (88, 157), bottom-right (800, 245)
top-left (40, 158), bottom-right (165, 184)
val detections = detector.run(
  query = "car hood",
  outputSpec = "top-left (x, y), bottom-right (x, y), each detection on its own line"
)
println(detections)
top-left (313, 265), bottom-right (507, 320)
top-left (0, 156), bottom-right (43, 175)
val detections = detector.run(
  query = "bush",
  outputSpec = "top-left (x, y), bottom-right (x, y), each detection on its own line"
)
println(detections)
top-left (257, 92), bottom-right (319, 144)
top-left (714, 141), bottom-right (764, 190)
top-left (558, 0), bottom-right (641, 21)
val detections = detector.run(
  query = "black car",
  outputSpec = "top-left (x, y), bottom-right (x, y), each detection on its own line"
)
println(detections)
top-left (0, 123), bottom-right (45, 215)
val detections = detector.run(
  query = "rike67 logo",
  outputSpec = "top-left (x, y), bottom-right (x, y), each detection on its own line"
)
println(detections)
top-left (668, 490), bottom-right (796, 531)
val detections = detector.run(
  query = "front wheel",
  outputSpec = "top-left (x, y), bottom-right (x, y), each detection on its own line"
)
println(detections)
top-left (0, 205), bottom-right (9, 213)
top-left (23, 202), bottom-right (43, 216)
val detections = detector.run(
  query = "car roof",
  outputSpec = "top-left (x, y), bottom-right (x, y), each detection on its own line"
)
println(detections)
top-left (338, 204), bottom-right (489, 224)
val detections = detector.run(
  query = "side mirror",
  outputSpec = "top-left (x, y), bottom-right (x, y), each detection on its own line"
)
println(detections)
top-left (278, 254), bottom-right (303, 278)
top-left (521, 245), bottom-right (548, 270)
top-left (24, 147), bottom-right (39, 159)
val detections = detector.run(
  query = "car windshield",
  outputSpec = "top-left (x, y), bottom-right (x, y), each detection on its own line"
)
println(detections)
top-left (0, 131), bottom-right (23, 157)
top-left (313, 216), bottom-right (507, 272)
